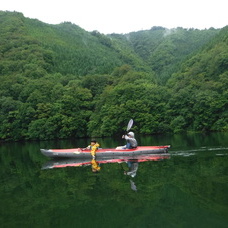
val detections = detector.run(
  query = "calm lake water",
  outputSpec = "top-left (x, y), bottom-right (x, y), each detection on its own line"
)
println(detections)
top-left (0, 132), bottom-right (228, 228)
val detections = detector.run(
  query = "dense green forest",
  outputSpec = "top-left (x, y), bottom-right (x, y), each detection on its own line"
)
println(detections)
top-left (0, 11), bottom-right (227, 141)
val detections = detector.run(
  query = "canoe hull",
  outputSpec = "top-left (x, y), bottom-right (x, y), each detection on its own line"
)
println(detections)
top-left (40, 146), bottom-right (170, 158)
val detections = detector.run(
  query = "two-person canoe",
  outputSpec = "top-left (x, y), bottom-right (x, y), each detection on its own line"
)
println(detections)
top-left (40, 145), bottom-right (170, 158)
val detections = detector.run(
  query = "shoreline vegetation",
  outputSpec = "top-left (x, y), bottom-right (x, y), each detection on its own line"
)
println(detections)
top-left (0, 11), bottom-right (227, 142)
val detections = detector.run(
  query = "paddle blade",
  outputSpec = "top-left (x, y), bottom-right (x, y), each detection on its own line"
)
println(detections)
top-left (127, 119), bottom-right (134, 131)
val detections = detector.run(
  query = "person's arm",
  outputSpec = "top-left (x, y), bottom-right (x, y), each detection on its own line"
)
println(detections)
top-left (123, 135), bottom-right (130, 140)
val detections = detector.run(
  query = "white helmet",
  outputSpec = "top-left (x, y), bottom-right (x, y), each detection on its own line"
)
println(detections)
top-left (128, 131), bottom-right (135, 137)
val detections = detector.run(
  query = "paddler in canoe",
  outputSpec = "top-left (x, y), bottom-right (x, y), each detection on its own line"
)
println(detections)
top-left (86, 139), bottom-right (101, 172)
top-left (86, 139), bottom-right (100, 159)
top-left (122, 131), bottom-right (138, 149)
top-left (116, 131), bottom-right (138, 149)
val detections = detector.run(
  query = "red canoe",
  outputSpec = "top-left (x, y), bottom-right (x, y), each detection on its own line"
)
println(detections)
top-left (40, 145), bottom-right (170, 158)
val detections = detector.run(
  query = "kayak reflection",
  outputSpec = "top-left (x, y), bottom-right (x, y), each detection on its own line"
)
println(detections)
top-left (42, 153), bottom-right (170, 170)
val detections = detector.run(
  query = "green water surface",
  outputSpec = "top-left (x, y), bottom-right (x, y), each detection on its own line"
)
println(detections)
top-left (0, 132), bottom-right (228, 228)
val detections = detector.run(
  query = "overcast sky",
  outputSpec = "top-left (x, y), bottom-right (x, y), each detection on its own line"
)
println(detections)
top-left (1, 0), bottom-right (227, 34)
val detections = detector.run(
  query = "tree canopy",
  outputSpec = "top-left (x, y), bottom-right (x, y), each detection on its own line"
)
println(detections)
top-left (0, 11), bottom-right (227, 141)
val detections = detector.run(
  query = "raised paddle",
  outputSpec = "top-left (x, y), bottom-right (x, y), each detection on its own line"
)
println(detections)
top-left (116, 119), bottom-right (134, 150)
top-left (126, 119), bottom-right (133, 132)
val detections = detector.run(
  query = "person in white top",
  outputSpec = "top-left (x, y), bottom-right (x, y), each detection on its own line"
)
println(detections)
top-left (122, 131), bottom-right (138, 149)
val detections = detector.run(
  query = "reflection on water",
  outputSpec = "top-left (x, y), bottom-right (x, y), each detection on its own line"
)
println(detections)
top-left (124, 160), bottom-right (139, 178)
top-left (42, 154), bottom-right (168, 192)
top-left (91, 158), bottom-right (101, 173)
top-left (1, 132), bottom-right (228, 227)
top-left (124, 160), bottom-right (139, 191)
top-left (42, 154), bottom-right (170, 170)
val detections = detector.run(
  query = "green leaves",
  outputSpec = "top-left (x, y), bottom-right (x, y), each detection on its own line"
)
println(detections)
top-left (0, 11), bottom-right (227, 140)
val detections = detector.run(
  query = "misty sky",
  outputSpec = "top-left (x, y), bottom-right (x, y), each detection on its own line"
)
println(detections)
top-left (1, 0), bottom-right (227, 34)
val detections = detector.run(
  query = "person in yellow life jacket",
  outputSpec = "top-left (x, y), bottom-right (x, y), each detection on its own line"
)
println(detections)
top-left (86, 140), bottom-right (100, 159)
top-left (91, 158), bottom-right (101, 172)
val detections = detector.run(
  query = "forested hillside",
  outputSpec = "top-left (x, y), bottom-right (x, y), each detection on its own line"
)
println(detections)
top-left (0, 11), bottom-right (227, 141)
top-left (126, 27), bottom-right (220, 84)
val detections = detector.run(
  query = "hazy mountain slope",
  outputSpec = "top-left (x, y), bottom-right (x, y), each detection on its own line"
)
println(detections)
top-left (166, 26), bottom-right (228, 132)
top-left (0, 11), bottom-right (220, 80)
top-left (24, 18), bottom-right (125, 75)
top-left (125, 26), bottom-right (220, 83)
top-left (88, 27), bottom-right (228, 135)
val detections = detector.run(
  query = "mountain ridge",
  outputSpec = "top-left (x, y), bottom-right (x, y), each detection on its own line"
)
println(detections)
top-left (0, 10), bottom-right (227, 140)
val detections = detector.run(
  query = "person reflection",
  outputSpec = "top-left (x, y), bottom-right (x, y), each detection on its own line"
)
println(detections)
top-left (124, 159), bottom-right (138, 191)
top-left (91, 158), bottom-right (101, 173)
top-left (124, 160), bottom-right (138, 177)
